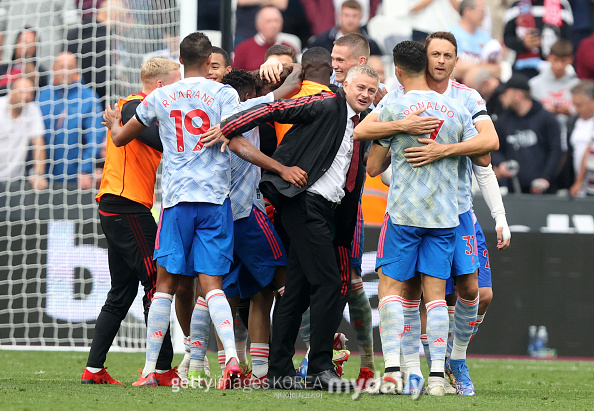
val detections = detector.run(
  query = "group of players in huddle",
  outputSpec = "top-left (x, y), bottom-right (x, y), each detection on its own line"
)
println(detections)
top-left (81, 27), bottom-right (511, 399)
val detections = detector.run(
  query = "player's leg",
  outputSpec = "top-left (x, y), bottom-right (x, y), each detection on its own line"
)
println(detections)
top-left (474, 219), bottom-right (493, 339)
top-left (191, 199), bottom-right (238, 388)
top-left (134, 203), bottom-right (197, 386)
top-left (83, 212), bottom-right (137, 384)
top-left (417, 226), bottom-right (457, 397)
top-left (248, 287), bottom-right (273, 380)
top-left (268, 243), bottom-right (311, 388)
top-left (448, 211), bottom-right (480, 396)
top-left (348, 203), bottom-right (375, 384)
top-left (369, 219), bottom-right (422, 396)
top-left (399, 278), bottom-right (422, 394)
top-left (233, 206), bottom-right (287, 382)
top-left (176, 275), bottom-right (197, 381)
top-left (135, 264), bottom-right (180, 385)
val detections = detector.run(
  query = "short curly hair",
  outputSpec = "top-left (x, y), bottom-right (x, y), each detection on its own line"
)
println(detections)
top-left (221, 68), bottom-right (257, 98)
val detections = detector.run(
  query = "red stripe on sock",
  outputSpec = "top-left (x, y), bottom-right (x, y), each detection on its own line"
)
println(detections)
top-left (426, 300), bottom-right (447, 312)
top-left (206, 292), bottom-right (226, 304)
top-left (458, 295), bottom-right (479, 305)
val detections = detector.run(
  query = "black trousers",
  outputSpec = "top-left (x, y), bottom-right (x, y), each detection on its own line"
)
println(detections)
top-left (268, 192), bottom-right (350, 377)
top-left (86, 207), bottom-right (173, 369)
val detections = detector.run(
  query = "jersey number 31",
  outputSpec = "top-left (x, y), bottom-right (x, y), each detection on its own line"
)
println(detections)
top-left (170, 109), bottom-right (211, 152)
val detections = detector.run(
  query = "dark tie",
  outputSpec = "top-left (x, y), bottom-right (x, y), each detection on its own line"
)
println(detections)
top-left (345, 114), bottom-right (360, 192)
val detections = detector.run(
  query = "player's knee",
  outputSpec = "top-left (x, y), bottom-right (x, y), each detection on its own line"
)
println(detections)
top-left (479, 287), bottom-right (493, 310)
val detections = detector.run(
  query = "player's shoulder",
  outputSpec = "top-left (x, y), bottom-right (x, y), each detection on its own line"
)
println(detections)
top-left (450, 80), bottom-right (480, 98)
top-left (450, 80), bottom-right (485, 106)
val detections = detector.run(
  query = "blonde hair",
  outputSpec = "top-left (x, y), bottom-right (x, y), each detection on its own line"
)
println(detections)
top-left (140, 58), bottom-right (180, 82)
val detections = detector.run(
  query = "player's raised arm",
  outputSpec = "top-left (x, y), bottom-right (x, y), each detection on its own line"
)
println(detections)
top-left (103, 104), bottom-right (147, 147)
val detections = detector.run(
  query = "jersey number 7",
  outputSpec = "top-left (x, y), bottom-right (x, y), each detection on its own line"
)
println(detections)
top-left (170, 109), bottom-right (211, 152)
top-left (429, 119), bottom-right (445, 140)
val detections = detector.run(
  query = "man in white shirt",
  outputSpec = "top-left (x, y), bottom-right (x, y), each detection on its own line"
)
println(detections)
top-left (0, 77), bottom-right (46, 189)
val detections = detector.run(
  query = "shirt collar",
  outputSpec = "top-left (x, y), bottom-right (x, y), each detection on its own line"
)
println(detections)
top-left (346, 102), bottom-right (358, 122)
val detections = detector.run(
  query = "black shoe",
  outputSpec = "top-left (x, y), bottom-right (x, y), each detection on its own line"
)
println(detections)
top-left (306, 369), bottom-right (355, 392)
top-left (267, 375), bottom-right (305, 390)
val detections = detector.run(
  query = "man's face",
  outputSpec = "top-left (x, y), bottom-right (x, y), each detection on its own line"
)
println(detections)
top-left (8, 79), bottom-right (35, 107)
top-left (499, 88), bottom-right (517, 110)
top-left (207, 53), bottom-right (231, 82)
top-left (344, 73), bottom-right (378, 113)
top-left (548, 55), bottom-right (572, 79)
top-left (426, 38), bottom-right (458, 83)
top-left (256, 8), bottom-right (283, 41)
top-left (267, 54), bottom-right (293, 66)
top-left (572, 92), bottom-right (594, 120)
top-left (467, 0), bottom-right (486, 27)
top-left (332, 45), bottom-right (360, 84)
top-left (14, 31), bottom-right (37, 60)
top-left (53, 55), bottom-right (79, 85)
top-left (339, 7), bottom-right (362, 33)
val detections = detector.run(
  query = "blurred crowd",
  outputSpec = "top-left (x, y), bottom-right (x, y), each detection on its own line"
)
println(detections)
top-left (0, 0), bottom-right (593, 197)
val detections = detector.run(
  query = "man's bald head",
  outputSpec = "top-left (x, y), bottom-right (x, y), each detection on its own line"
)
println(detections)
top-left (52, 52), bottom-right (79, 85)
top-left (8, 77), bottom-right (35, 107)
top-left (301, 47), bottom-right (332, 82)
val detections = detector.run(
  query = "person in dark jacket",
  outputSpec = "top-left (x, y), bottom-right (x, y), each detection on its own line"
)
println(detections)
top-left (492, 73), bottom-right (563, 194)
top-left (307, 0), bottom-right (382, 56)
top-left (204, 64), bottom-right (378, 392)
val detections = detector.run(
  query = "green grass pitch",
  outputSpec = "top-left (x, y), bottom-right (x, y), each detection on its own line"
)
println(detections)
top-left (1, 351), bottom-right (593, 410)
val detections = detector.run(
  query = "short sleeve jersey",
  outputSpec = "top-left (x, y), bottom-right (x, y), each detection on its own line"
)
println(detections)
top-left (136, 77), bottom-right (241, 208)
top-left (229, 92), bottom-right (274, 220)
top-left (378, 90), bottom-right (477, 228)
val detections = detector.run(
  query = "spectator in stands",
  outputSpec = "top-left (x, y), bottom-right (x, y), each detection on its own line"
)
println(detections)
top-left (568, 0), bottom-right (593, 50)
top-left (449, 0), bottom-right (503, 81)
top-left (0, 27), bottom-right (50, 96)
top-left (529, 39), bottom-right (579, 158)
top-left (67, 1), bottom-right (108, 104)
top-left (366, 55), bottom-right (385, 84)
top-left (568, 81), bottom-right (594, 196)
top-left (307, 1), bottom-right (382, 56)
top-left (67, 0), bottom-right (132, 105)
top-left (265, 44), bottom-right (296, 65)
top-left (143, 29), bottom-right (180, 64)
top-left (575, 32), bottom-right (594, 81)
top-left (207, 46), bottom-right (232, 83)
top-left (503, 0), bottom-right (574, 79)
top-left (234, 0), bottom-right (288, 46)
top-left (233, 6), bottom-right (297, 71)
top-left (410, 0), bottom-right (460, 42)
top-left (0, 78), bottom-right (47, 190)
top-left (37, 52), bottom-right (105, 190)
top-left (0, 0), bottom-right (78, 68)
top-left (492, 73), bottom-right (563, 194)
